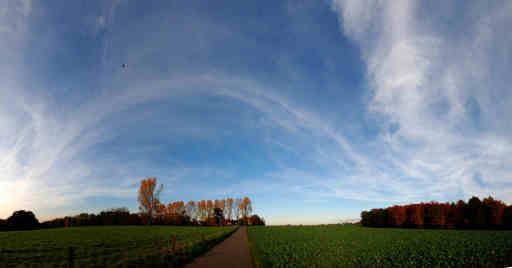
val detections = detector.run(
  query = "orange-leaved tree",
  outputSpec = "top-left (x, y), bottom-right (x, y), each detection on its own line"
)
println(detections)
top-left (221, 199), bottom-right (226, 216)
top-left (206, 200), bottom-right (214, 218)
top-left (405, 204), bottom-right (423, 227)
top-left (483, 196), bottom-right (506, 227)
top-left (214, 199), bottom-right (221, 212)
top-left (156, 199), bottom-right (166, 217)
top-left (199, 200), bottom-right (206, 221)
top-left (138, 177), bottom-right (163, 225)
top-left (240, 197), bottom-right (252, 218)
top-left (388, 205), bottom-right (406, 227)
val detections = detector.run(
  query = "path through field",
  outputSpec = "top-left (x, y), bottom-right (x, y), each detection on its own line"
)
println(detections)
top-left (185, 227), bottom-right (252, 268)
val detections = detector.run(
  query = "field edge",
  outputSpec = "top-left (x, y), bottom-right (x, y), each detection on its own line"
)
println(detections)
top-left (246, 226), bottom-right (263, 268)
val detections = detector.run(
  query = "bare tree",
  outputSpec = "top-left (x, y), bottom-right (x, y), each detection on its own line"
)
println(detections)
top-left (225, 198), bottom-right (233, 221)
top-left (240, 197), bottom-right (252, 218)
top-left (185, 201), bottom-right (196, 220)
top-left (233, 198), bottom-right (242, 221)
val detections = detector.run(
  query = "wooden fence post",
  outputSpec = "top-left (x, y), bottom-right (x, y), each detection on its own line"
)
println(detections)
top-left (67, 246), bottom-right (74, 268)
top-left (171, 235), bottom-right (176, 253)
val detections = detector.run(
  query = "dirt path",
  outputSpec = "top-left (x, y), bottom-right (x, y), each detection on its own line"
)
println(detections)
top-left (185, 227), bottom-right (252, 268)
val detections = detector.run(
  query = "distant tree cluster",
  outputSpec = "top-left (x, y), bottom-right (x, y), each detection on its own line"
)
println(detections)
top-left (0, 178), bottom-right (265, 231)
top-left (0, 210), bottom-right (40, 231)
top-left (41, 208), bottom-right (142, 228)
top-left (137, 177), bottom-right (264, 226)
top-left (361, 196), bottom-right (512, 229)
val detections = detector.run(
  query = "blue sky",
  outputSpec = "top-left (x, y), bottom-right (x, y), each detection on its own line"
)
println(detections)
top-left (1, 0), bottom-right (511, 225)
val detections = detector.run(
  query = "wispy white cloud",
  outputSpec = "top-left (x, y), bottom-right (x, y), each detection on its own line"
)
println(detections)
top-left (331, 0), bottom-right (512, 203)
top-left (1, 58), bottom-right (374, 220)
top-left (2, 0), bottom-right (511, 225)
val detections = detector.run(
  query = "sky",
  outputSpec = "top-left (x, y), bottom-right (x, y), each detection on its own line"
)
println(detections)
top-left (1, 0), bottom-right (511, 225)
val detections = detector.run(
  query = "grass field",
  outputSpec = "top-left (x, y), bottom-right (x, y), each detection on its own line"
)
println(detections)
top-left (247, 224), bottom-right (512, 267)
top-left (0, 225), bottom-right (236, 268)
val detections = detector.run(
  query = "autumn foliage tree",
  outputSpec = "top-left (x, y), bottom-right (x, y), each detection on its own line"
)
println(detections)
top-left (361, 196), bottom-right (510, 230)
top-left (405, 204), bottom-right (423, 227)
top-left (423, 202), bottom-right (445, 228)
top-left (206, 200), bottom-right (214, 219)
top-left (38, 177), bottom-right (260, 228)
top-left (167, 201), bottom-right (185, 216)
top-left (38, 187), bottom-right (258, 228)
top-left (482, 196), bottom-right (506, 227)
top-left (220, 199), bottom-right (226, 216)
top-left (388, 205), bottom-right (406, 227)
top-left (138, 177), bottom-right (163, 225)
top-left (198, 200), bottom-right (206, 221)
top-left (444, 203), bottom-right (456, 229)
top-left (240, 197), bottom-right (252, 219)
top-left (214, 199), bottom-right (221, 211)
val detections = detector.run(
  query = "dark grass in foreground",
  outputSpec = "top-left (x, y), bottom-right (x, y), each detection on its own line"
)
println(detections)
top-left (0, 225), bottom-right (236, 268)
top-left (247, 224), bottom-right (512, 267)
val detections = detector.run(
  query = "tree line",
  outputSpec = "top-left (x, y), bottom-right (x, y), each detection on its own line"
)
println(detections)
top-left (1, 177), bottom-right (264, 231)
top-left (0, 207), bottom-right (148, 231)
top-left (361, 196), bottom-right (512, 229)
top-left (137, 177), bottom-right (264, 226)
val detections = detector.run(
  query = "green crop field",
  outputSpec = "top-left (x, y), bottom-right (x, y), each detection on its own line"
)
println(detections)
top-left (0, 225), bottom-right (235, 268)
top-left (247, 224), bottom-right (512, 267)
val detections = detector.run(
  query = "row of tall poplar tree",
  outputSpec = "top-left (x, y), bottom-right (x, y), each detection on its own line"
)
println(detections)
top-left (39, 177), bottom-right (264, 228)
top-left (138, 178), bottom-right (263, 225)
